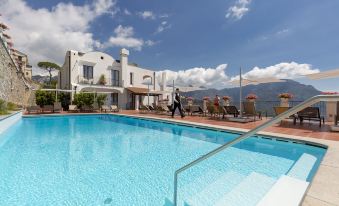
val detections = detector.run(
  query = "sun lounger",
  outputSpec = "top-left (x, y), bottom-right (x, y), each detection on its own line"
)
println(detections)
top-left (273, 106), bottom-right (296, 124)
top-left (110, 105), bottom-right (119, 112)
top-left (297, 107), bottom-right (325, 127)
top-left (68, 105), bottom-right (79, 112)
top-left (27, 105), bottom-right (41, 114)
top-left (53, 102), bottom-right (62, 113)
top-left (102, 105), bottom-right (110, 112)
top-left (223, 106), bottom-right (240, 117)
top-left (42, 105), bottom-right (54, 113)
top-left (242, 102), bottom-right (262, 121)
top-left (81, 105), bottom-right (93, 112)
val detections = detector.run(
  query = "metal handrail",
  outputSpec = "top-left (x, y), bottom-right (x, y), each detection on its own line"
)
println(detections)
top-left (173, 95), bottom-right (339, 205)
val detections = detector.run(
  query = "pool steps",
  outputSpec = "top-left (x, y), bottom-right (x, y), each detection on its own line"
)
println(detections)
top-left (287, 153), bottom-right (317, 181)
top-left (186, 171), bottom-right (246, 206)
top-left (175, 153), bottom-right (315, 206)
top-left (257, 175), bottom-right (309, 206)
top-left (214, 172), bottom-right (276, 206)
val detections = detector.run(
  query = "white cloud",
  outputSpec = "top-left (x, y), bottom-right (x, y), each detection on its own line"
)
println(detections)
top-left (231, 62), bottom-right (319, 81)
top-left (155, 21), bottom-right (171, 34)
top-left (123, 8), bottom-right (131, 15)
top-left (145, 40), bottom-right (157, 46)
top-left (137, 11), bottom-right (156, 20)
top-left (0, 0), bottom-right (116, 73)
top-left (226, 0), bottom-right (252, 20)
top-left (157, 64), bottom-right (229, 89)
top-left (157, 62), bottom-right (320, 89)
top-left (104, 25), bottom-right (144, 51)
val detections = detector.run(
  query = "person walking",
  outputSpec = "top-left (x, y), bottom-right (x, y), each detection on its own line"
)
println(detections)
top-left (172, 88), bottom-right (185, 118)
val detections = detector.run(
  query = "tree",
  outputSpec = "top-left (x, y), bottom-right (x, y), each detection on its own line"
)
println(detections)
top-left (37, 61), bottom-right (61, 85)
top-left (35, 90), bottom-right (55, 107)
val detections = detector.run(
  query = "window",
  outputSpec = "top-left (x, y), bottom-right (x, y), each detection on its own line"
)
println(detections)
top-left (111, 70), bottom-right (120, 86)
top-left (130, 72), bottom-right (133, 85)
top-left (111, 93), bottom-right (118, 105)
top-left (83, 65), bottom-right (93, 79)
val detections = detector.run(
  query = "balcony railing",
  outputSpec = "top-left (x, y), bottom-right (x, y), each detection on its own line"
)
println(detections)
top-left (76, 75), bottom-right (123, 87)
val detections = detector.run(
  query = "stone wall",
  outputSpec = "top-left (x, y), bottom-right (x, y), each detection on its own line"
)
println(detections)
top-left (0, 37), bottom-right (36, 106)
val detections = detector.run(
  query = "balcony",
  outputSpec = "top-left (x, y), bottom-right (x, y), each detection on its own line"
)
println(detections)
top-left (76, 75), bottom-right (123, 87)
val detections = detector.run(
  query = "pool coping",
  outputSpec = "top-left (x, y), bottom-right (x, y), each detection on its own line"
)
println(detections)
top-left (20, 113), bottom-right (339, 205)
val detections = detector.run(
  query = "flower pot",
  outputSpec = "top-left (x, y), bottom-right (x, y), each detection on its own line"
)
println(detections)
top-left (280, 98), bottom-right (289, 107)
top-left (247, 99), bottom-right (255, 103)
top-left (203, 100), bottom-right (208, 112)
top-left (223, 99), bottom-right (230, 106)
top-left (187, 100), bottom-right (193, 106)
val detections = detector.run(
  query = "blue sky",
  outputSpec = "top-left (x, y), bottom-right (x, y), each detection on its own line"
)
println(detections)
top-left (1, 0), bottom-right (339, 90)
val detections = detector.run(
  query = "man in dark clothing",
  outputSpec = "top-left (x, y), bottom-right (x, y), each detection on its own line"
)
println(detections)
top-left (172, 88), bottom-right (185, 118)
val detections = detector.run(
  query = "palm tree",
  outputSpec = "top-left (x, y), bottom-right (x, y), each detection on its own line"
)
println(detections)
top-left (37, 61), bottom-right (60, 85)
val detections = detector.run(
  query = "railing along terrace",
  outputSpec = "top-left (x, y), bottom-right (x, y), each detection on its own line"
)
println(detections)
top-left (77, 76), bottom-right (123, 87)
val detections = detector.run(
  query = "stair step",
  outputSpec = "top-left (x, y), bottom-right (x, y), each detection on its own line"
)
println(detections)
top-left (287, 153), bottom-right (316, 181)
top-left (256, 175), bottom-right (309, 206)
top-left (180, 169), bottom-right (224, 198)
top-left (186, 171), bottom-right (246, 206)
top-left (214, 172), bottom-right (276, 206)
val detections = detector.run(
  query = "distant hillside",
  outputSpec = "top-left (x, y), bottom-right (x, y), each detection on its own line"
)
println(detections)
top-left (32, 75), bottom-right (58, 84)
top-left (183, 80), bottom-right (321, 102)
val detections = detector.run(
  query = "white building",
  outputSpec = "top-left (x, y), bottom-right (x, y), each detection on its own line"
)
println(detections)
top-left (58, 48), bottom-right (171, 110)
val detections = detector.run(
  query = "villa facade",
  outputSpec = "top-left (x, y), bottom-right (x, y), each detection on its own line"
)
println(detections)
top-left (58, 48), bottom-right (171, 109)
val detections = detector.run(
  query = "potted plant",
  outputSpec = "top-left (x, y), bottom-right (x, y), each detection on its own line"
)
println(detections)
top-left (97, 74), bottom-right (107, 85)
top-left (321, 92), bottom-right (339, 121)
top-left (246, 94), bottom-right (257, 102)
top-left (202, 96), bottom-right (210, 112)
top-left (186, 97), bottom-right (194, 106)
top-left (222, 96), bottom-right (231, 106)
top-left (278, 93), bottom-right (293, 107)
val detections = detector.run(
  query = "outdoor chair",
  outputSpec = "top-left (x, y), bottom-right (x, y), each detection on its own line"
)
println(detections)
top-left (110, 105), bottom-right (119, 112)
top-left (42, 105), bottom-right (54, 113)
top-left (189, 105), bottom-right (204, 116)
top-left (273, 106), bottom-right (296, 124)
top-left (53, 102), bottom-right (62, 113)
top-left (297, 107), bottom-right (325, 127)
top-left (68, 105), bottom-right (79, 112)
top-left (81, 105), bottom-right (93, 112)
top-left (27, 105), bottom-right (41, 114)
top-left (223, 105), bottom-right (240, 118)
top-left (101, 105), bottom-right (110, 113)
top-left (242, 102), bottom-right (262, 121)
top-left (139, 105), bottom-right (150, 113)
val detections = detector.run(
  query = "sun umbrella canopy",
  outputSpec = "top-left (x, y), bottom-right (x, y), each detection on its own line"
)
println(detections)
top-left (229, 77), bottom-right (286, 86)
top-left (306, 68), bottom-right (339, 80)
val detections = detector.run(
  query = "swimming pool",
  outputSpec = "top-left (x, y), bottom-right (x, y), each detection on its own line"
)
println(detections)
top-left (0, 114), bottom-right (326, 205)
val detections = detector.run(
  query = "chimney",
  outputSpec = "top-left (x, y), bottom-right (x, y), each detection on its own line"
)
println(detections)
top-left (161, 72), bottom-right (167, 91)
top-left (120, 48), bottom-right (129, 87)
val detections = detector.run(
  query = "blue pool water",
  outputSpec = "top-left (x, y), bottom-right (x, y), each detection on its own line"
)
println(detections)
top-left (0, 115), bottom-right (326, 205)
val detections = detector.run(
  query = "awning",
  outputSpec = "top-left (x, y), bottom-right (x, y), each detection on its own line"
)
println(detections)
top-left (127, 87), bottom-right (161, 96)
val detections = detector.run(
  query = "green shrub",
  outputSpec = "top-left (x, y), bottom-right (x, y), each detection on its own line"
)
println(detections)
top-left (73, 93), bottom-right (94, 108)
top-left (0, 99), bottom-right (9, 115)
top-left (6, 102), bottom-right (18, 111)
top-left (35, 90), bottom-right (55, 107)
top-left (96, 94), bottom-right (107, 108)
